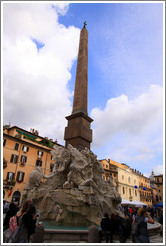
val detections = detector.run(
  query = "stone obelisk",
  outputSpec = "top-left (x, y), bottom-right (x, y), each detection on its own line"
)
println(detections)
top-left (64, 22), bottom-right (93, 150)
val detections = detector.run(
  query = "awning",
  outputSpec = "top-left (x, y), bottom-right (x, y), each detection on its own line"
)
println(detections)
top-left (16, 129), bottom-right (37, 139)
top-left (121, 199), bottom-right (147, 207)
top-left (121, 198), bottom-right (133, 205)
top-left (130, 200), bottom-right (147, 207)
top-left (154, 202), bottom-right (163, 208)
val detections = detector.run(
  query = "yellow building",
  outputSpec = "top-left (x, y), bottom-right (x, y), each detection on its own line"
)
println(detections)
top-left (132, 170), bottom-right (152, 206)
top-left (100, 159), bottom-right (140, 202)
top-left (110, 161), bottom-right (140, 202)
top-left (3, 125), bottom-right (61, 203)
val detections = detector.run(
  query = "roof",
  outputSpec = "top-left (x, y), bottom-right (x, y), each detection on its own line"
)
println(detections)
top-left (154, 174), bottom-right (163, 177)
top-left (3, 125), bottom-right (63, 148)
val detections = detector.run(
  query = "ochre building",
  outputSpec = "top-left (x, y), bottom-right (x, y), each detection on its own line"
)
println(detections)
top-left (154, 174), bottom-right (163, 203)
top-left (131, 169), bottom-right (152, 206)
top-left (3, 125), bottom-right (61, 203)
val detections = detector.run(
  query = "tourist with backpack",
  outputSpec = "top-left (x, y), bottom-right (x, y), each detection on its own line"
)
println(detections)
top-left (132, 207), bottom-right (154, 243)
top-left (3, 202), bottom-right (18, 231)
top-left (3, 203), bottom-right (19, 243)
top-left (12, 199), bottom-right (31, 243)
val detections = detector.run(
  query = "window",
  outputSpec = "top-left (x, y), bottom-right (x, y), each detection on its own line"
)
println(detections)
top-left (123, 187), bottom-right (125, 194)
top-left (20, 155), bottom-right (27, 164)
top-left (135, 190), bottom-right (137, 196)
top-left (36, 160), bottom-right (42, 167)
top-left (157, 178), bottom-right (159, 183)
top-left (129, 188), bottom-right (131, 195)
top-left (128, 177), bottom-right (131, 183)
top-left (114, 173), bottom-right (116, 177)
top-left (50, 164), bottom-right (54, 172)
top-left (134, 180), bottom-right (136, 184)
top-left (122, 175), bottom-right (124, 180)
top-left (159, 189), bottom-right (160, 193)
top-left (10, 154), bottom-right (18, 163)
top-left (15, 143), bottom-right (19, 151)
top-left (51, 155), bottom-right (54, 160)
top-left (22, 146), bottom-right (29, 152)
top-left (16, 172), bottom-right (25, 182)
top-left (3, 138), bottom-right (6, 146)
top-left (38, 150), bottom-right (43, 157)
top-left (158, 185), bottom-right (160, 187)
top-left (7, 172), bottom-right (15, 181)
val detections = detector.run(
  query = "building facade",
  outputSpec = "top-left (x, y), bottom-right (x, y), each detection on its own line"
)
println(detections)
top-left (149, 171), bottom-right (157, 206)
top-left (100, 159), bottom-right (140, 202)
top-left (131, 170), bottom-right (152, 206)
top-left (100, 159), bottom-right (118, 190)
top-left (3, 125), bottom-right (61, 203)
top-left (154, 174), bottom-right (163, 203)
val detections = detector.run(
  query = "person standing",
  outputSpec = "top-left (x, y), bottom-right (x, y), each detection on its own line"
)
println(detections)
top-left (158, 209), bottom-right (163, 236)
top-left (134, 207), bottom-right (154, 243)
top-left (26, 200), bottom-right (37, 242)
top-left (100, 213), bottom-right (113, 243)
top-left (3, 202), bottom-right (18, 231)
top-left (119, 213), bottom-right (132, 243)
top-left (12, 199), bottom-right (31, 243)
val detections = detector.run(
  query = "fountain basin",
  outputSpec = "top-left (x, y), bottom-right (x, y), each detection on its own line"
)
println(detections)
top-left (42, 221), bottom-right (161, 243)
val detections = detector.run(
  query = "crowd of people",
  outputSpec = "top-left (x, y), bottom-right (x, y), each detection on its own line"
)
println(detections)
top-left (100, 205), bottom-right (163, 243)
top-left (3, 199), bottom-right (163, 244)
top-left (3, 199), bottom-right (37, 243)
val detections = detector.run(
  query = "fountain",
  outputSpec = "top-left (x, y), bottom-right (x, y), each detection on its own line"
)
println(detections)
top-left (22, 144), bottom-right (121, 227)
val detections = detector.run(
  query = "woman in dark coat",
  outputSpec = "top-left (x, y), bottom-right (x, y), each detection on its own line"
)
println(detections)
top-left (3, 202), bottom-right (18, 231)
top-left (26, 203), bottom-right (37, 242)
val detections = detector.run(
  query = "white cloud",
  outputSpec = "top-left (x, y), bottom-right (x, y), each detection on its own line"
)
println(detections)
top-left (3, 2), bottom-right (80, 144)
top-left (144, 165), bottom-right (163, 178)
top-left (153, 165), bottom-right (163, 175)
top-left (91, 84), bottom-right (163, 164)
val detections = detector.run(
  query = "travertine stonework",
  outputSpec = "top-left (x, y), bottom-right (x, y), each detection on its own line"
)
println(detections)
top-left (23, 144), bottom-right (121, 226)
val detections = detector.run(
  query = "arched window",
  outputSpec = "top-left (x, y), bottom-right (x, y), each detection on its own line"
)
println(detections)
top-left (11, 191), bottom-right (21, 203)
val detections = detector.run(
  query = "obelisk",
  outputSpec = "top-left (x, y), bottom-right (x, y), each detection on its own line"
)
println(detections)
top-left (64, 22), bottom-right (93, 150)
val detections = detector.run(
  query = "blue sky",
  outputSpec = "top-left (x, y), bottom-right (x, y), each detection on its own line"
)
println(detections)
top-left (3, 2), bottom-right (164, 176)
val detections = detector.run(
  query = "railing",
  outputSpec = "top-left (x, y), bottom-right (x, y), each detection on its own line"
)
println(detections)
top-left (3, 179), bottom-right (16, 186)
top-left (7, 180), bottom-right (16, 186)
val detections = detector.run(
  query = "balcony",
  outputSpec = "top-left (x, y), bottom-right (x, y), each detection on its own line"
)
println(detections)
top-left (3, 179), bottom-right (16, 186)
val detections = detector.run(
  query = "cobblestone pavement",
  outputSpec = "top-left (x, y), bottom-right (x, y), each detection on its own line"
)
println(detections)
top-left (92, 233), bottom-right (163, 244)
top-left (44, 234), bottom-right (164, 244)
top-left (106, 233), bottom-right (163, 244)
top-left (44, 233), bottom-right (164, 244)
